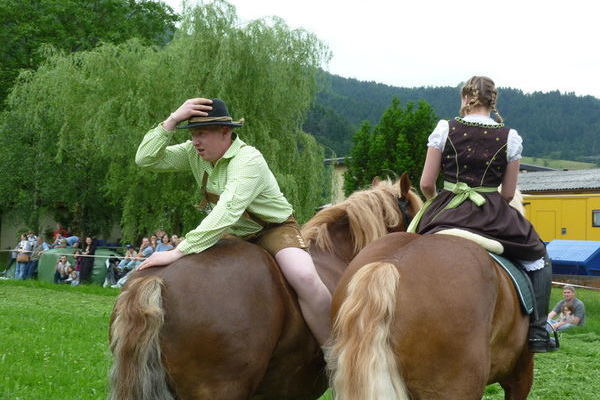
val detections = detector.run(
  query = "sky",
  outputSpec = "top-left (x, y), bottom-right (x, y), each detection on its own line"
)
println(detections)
top-left (163, 0), bottom-right (600, 98)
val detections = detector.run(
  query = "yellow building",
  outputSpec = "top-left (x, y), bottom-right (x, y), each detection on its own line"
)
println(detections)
top-left (324, 157), bottom-right (348, 205)
top-left (519, 169), bottom-right (600, 241)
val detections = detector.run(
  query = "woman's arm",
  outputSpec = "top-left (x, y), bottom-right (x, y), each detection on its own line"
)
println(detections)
top-left (501, 160), bottom-right (520, 202)
top-left (420, 147), bottom-right (442, 200)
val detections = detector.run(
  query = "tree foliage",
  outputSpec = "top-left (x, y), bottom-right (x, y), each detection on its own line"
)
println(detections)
top-left (344, 98), bottom-right (437, 195)
top-left (0, 1), bottom-right (330, 241)
top-left (310, 73), bottom-right (600, 163)
top-left (0, 0), bottom-right (179, 109)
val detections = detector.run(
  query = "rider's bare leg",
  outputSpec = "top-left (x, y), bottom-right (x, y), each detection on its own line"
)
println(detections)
top-left (275, 247), bottom-right (332, 345)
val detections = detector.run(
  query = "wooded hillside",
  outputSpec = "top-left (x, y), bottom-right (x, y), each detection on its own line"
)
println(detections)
top-left (306, 73), bottom-right (600, 163)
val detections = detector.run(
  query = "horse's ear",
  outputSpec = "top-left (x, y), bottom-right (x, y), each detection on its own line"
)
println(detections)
top-left (399, 172), bottom-right (412, 197)
top-left (371, 176), bottom-right (382, 187)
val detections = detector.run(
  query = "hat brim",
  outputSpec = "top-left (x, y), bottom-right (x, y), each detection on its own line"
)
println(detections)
top-left (176, 121), bottom-right (244, 129)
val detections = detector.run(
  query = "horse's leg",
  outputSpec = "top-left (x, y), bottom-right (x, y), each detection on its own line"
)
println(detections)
top-left (499, 350), bottom-right (533, 400)
top-left (169, 380), bottom-right (255, 400)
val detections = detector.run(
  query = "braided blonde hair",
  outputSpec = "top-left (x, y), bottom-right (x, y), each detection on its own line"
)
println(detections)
top-left (459, 76), bottom-right (504, 123)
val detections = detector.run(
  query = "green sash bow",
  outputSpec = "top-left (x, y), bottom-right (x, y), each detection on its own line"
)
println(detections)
top-left (407, 181), bottom-right (498, 233)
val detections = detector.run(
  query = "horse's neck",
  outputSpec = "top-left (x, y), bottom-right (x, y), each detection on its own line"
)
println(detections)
top-left (310, 219), bottom-right (355, 294)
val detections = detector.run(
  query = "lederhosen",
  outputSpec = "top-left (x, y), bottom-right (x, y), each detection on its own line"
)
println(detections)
top-left (411, 118), bottom-right (545, 261)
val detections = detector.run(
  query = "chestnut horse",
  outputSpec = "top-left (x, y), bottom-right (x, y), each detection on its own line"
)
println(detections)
top-left (327, 235), bottom-right (534, 398)
top-left (109, 174), bottom-right (422, 400)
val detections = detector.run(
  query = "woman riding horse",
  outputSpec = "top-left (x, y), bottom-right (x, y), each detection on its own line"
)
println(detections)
top-left (327, 77), bottom-right (556, 400)
top-left (408, 76), bottom-right (556, 353)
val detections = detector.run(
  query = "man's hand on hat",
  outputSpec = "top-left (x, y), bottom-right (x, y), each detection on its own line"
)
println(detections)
top-left (163, 98), bottom-right (213, 131)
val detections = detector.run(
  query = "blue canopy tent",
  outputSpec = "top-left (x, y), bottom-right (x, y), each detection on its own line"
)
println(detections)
top-left (547, 240), bottom-right (600, 276)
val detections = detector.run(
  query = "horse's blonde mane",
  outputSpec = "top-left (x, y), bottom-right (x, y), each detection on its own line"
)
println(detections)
top-left (302, 179), bottom-right (422, 257)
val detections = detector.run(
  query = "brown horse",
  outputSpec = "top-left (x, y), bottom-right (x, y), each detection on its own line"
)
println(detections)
top-left (327, 233), bottom-right (534, 399)
top-left (109, 174), bottom-right (422, 400)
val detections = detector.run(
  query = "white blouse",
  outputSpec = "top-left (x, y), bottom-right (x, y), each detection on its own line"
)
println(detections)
top-left (427, 115), bottom-right (523, 162)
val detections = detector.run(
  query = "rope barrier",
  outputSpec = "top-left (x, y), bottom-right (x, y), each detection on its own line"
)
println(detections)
top-left (0, 249), bottom-right (147, 260)
top-left (552, 281), bottom-right (600, 291)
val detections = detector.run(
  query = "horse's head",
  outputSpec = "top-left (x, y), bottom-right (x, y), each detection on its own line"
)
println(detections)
top-left (302, 172), bottom-right (423, 259)
top-left (372, 172), bottom-right (424, 234)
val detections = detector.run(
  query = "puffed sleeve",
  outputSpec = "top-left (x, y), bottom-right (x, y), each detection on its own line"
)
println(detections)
top-left (427, 120), bottom-right (449, 151)
top-left (507, 129), bottom-right (523, 162)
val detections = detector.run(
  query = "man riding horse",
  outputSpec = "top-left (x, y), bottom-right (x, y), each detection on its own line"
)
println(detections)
top-left (135, 97), bottom-right (331, 346)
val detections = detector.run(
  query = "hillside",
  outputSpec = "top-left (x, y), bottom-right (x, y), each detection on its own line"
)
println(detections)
top-left (305, 73), bottom-right (600, 163)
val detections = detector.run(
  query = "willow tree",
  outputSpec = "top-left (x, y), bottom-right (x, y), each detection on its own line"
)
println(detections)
top-left (0, 0), bottom-right (330, 241)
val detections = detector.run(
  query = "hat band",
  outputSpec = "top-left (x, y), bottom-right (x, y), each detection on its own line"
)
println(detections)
top-left (188, 116), bottom-right (233, 123)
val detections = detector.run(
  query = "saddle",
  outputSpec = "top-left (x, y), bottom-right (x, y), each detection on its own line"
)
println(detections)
top-left (435, 229), bottom-right (534, 314)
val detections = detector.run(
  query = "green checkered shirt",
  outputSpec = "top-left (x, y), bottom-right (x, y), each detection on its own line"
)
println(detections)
top-left (135, 124), bottom-right (293, 254)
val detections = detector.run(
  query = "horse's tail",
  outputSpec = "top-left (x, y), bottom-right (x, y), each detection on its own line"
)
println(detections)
top-left (326, 261), bottom-right (409, 400)
top-left (109, 275), bottom-right (174, 400)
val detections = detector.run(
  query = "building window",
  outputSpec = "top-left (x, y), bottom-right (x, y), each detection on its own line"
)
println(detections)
top-left (594, 210), bottom-right (600, 227)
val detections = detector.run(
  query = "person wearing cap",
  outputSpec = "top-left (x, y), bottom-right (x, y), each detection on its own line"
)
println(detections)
top-left (134, 97), bottom-right (332, 345)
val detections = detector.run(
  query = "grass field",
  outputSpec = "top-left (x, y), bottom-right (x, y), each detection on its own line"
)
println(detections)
top-left (521, 156), bottom-right (597, 170)
top-left (1, 279), bottom-right (598, 399)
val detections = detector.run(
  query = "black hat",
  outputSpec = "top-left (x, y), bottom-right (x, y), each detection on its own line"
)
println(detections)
top-left (177, 98), bottom-right (244, 129)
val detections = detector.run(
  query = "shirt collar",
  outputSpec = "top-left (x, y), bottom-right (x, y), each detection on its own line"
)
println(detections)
top-left (221, 135), bottom-right (246, 160)
top-left (463, 114), bottom-right (500, 125)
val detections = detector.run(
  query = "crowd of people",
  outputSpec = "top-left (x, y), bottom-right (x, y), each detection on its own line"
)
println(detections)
top-left (5, 226), bottom-right (182, 286)
top-left (102, 230), bottom-right (181, 288)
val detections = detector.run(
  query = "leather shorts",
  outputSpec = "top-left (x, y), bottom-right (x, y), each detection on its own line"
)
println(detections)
top-left (246, 216), bottom-right (308, 256)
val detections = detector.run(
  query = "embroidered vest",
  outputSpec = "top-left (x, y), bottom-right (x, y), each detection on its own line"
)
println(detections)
top-left (441, 118), bottom-right (510, 188)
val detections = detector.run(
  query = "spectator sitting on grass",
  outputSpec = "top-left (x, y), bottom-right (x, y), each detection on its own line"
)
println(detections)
top-left (53, 255), bottom-right (71, 284)
top-left (116, 245), bottom-right (137, 271)
top-left (111, 238), bottom-right (153, 289)
top-left (154, 228), bottom-right (166, 243)
top-left (65, 270), bottom-right (80, 286)
top-left (150, 235), bottom-right (158, 250)
top-left (547, 285), bottom-right (586, 332)
top-left (156, 234), bottom-right (174, 252)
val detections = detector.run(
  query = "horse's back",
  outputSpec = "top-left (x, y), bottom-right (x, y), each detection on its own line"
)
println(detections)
top-left (129, 238), bottom-right (326, 399)
top-left (331, 232), bottom-right (527, 399)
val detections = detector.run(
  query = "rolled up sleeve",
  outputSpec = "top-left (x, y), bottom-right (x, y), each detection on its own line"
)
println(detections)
top-left (177, 153), bottom-right (267, 254)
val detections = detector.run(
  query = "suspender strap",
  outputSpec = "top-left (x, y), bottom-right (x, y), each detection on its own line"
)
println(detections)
top-left (197, 171), bottom-right (270, 228)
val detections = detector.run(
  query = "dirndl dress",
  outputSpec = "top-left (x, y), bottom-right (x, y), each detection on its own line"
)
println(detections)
top-left (409, 117), bottom-right (545, 261)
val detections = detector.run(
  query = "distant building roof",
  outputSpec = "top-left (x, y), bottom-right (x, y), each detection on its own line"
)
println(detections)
top-left (324, 157), bottom-right (347, 165)
top-left (520, 163), bottom-right (556, 172)
top-left (519, 169), bottom-right (600, 192)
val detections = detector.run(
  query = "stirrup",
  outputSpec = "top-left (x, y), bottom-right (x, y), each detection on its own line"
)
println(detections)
top-left (546, 321), bottom-right (561, 349)
top-left (529, 322), bottom-right (559, 353)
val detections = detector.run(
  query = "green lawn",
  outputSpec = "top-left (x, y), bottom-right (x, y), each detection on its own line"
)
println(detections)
top-left (521, 156), bottom-right (597, 170)
top-left (0, 280), bottom-right (598, 399)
